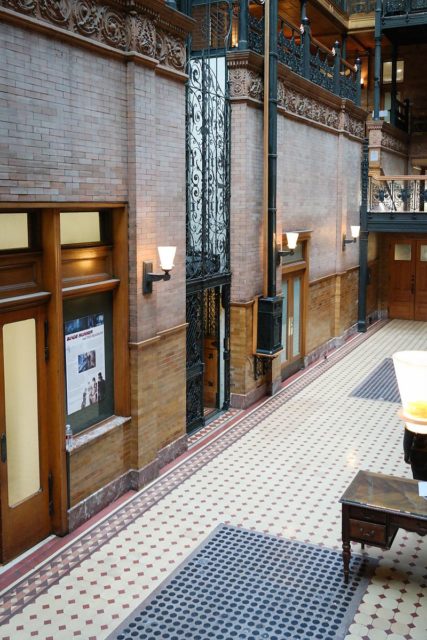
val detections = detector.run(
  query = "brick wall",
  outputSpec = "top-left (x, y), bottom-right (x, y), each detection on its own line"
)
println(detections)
top-left (230, 103), bottom-right (264, 303)
top-left (1, 19), bottom-right (188, 521)
top-left (0, 24), bottom-right (128, 202)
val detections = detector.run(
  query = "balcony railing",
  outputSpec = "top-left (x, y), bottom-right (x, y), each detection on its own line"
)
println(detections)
top-left (369, 176), bottom-right (426, 214)
top-left (248, 13), bottom-right (361, 105)
top-left (383, 0), bottom-right (427, 16)
top-left (348, 0), bottom-right (375, 12)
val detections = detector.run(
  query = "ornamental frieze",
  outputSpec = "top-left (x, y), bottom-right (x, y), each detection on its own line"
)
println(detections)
top-left (278, 82), bottom-right (340, 130)
top-left (228, 67), bottom-right (263, 102)
top-left (1, 0), bottom-right (187, 71)
top-left (382, 132), bottom-right (408, 155)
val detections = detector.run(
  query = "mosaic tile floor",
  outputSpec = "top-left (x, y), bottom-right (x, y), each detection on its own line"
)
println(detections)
top-left (1, 319), bottom-right (427, 640)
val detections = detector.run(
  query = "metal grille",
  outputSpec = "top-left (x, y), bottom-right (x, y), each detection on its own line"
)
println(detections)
top-left (110, 524), bottom-right (375, 640)
top-left (185, 6), bottom-right (231, 434)
top-left (350, 358), bottom-right (401, 403)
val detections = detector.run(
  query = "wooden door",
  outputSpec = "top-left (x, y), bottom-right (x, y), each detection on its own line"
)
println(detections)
top-left (415, 241), bottom-right (427, 321)
top-left (388, 238), bottom-right (415, 320)
top-left (389, 237), bottom-right (427, 321)
top-left (281, 273), bottom-right (303, 374)
top-left (0, 305), bottom-right (50, 563)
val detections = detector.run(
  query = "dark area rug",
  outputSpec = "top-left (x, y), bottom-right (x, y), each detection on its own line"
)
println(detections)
top-left (109, 524), bottom-right (375, 640)
top-left (350, 357), bottom-right (401, 403)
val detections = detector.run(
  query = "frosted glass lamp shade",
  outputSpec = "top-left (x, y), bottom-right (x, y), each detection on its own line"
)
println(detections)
top-left (286, 232), bottom-right (299, 250)
top-left (350, 225), bottom-right (360, 239)
top-left (158, 246), bottom-right (176, 272)
top-left (393, 350), bottom-right (427, 434)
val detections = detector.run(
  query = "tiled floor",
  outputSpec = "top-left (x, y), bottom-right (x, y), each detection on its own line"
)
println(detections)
top-left (1, 319), bottom-right (427, 640)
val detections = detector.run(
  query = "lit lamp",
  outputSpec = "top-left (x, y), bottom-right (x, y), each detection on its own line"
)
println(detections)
top-left (393, 351), bottom-right (427, 434)
top-left (277, 232), bottom-right (299, 264)
top-left (143, 246), bottom-right (176, 294)
top-left (342, 225), bottom-right (360, 251)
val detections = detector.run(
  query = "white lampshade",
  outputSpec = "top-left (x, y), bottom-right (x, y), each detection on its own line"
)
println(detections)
top-left (393, 350), bottom-right (427, 434)
top-left (286, 232), bottom-right (299, 250)
top-left (350, 225), bottom-right (360, 239)
top-left (158, 246), bottom-right (176, 272)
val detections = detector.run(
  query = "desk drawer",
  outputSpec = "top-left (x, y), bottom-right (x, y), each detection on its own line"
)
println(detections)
top-left (349, 506), bottom-right (386, 524)
top-left (349, 518), bottom-right (386, 544)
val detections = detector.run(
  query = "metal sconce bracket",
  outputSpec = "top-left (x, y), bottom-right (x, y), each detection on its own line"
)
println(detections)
top-left (342, 235), bottom-right (357, 251)
top-left (276, 247), bottom-right (294, 266)
top-left (143, 261), bottom-right (171, 295)
top-left (253, 354), bottom-right (273, 381)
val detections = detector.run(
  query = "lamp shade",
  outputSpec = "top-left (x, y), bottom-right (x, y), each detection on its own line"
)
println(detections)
top-left (158, 246), bottom-right (176, 272)
top-left (286, 232), bottom-right (299, 250)
top-left (350, 225), bottom-right (360, 239)
top-left (393, 350), bottom-right (427, 434)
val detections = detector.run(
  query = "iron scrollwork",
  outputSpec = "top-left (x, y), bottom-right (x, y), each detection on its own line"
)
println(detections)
top-left (186, 57), bottom-right (231, 282)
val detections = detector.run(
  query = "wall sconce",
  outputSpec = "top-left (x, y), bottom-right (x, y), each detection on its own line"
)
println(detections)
top-left (393, 351), bottom-right (427, 434)
top-left (143, 246), bottom-right (176, 294)
top-left (277, 232), bottom-right (299, 265)
top-left (342, 225), bottom-right (360, 251)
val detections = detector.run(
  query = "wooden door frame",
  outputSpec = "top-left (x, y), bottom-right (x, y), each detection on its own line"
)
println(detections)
top-left (280, 230), bottom-right (310, 379)
top-left (387, 233), bottom-right (427, 321)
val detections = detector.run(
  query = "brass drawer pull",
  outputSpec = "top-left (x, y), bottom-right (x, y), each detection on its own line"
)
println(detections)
top-left (360, 527), bottom-right (375, 538)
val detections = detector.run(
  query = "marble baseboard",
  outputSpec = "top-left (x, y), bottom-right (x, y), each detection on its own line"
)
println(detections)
top-left (230, 383), bottom-right (267, 409)
top-left (68, 471), bottom-right (131, 532)
top-left (67, 435), bottom-right (188, 531)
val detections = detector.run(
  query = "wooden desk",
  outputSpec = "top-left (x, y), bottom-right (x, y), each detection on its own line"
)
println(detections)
top-left (340, 470), bottom-right (427, 583)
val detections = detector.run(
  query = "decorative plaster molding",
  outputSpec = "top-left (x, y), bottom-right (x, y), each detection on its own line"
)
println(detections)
top-left (278, 82), bottom-right (341, 130)
top-left (229, 67), bottom-right (263, 102)
top-left (1, 0), bottom-right (189, 71)
top-left (382, 132), bottom-right (408, 155)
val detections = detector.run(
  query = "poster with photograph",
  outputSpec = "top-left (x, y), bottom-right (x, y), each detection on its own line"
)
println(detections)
top-left (64, 313), bottom-right (107, 415)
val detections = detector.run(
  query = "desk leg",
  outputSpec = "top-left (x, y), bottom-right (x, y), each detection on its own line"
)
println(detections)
top-left (342, 540), bottom-right (351, 584)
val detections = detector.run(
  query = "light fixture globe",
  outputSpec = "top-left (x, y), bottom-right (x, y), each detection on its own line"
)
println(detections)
top-left (285, 232), bottom-right (299, 250)
top-left (393, 350), bottom-right (427, 434)
top-left (350, 225), bottom-right (360, 239)
top-left (158, 246), bottom-right (176, 272)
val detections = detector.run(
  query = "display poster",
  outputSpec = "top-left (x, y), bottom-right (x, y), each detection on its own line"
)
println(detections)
top-left (64, 313), bottom-right (106, 415)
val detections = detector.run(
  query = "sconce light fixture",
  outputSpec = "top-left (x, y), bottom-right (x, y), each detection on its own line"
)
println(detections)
top-left (393, 351), bottom-right (427, 434)
top-left (342, 225), bottom-right (360, 251)
top-left (277, 232), bottom-right (299, 265)
top-left (143, 246), bottom-right (176, 294)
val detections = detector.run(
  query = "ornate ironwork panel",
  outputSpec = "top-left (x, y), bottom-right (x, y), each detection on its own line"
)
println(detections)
top-left (348, 0), bottom-right (375, 12)
top-left (248, 14), bottom-right (264, 54)
top-left (186, 290), bottom-right (204, 430)
top-left (369, 178), bottom-right (425, 214)
top-left (185, 5), bottom-right (232, 433)
top-left (277, 25), bottom-right (302, 74)
top-left (186, 57), bottom-right (231, 282)
top-left (310, 50), bottom-right (334, 93)
top-left (340, 66), bottom-right (358, 103)
top-left (384, 0), bottom-right (407, 13)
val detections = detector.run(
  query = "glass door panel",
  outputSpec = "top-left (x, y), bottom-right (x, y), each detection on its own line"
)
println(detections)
top-left (281, 281), bottom-right (288, 363)
top-left (3, 319), bottom-right (40, 506)
top-left (292, 277), bottom-right (301, 358)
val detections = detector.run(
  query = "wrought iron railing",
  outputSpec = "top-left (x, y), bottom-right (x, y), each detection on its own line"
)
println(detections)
top-left (369, 176), bottom-right (426, 214)
top-left (246, 13), bottom-right (361, 104)
top-left (383, 0), bottom-right (427, 15)
top-left (348, 0), bottom-right (375, 12)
